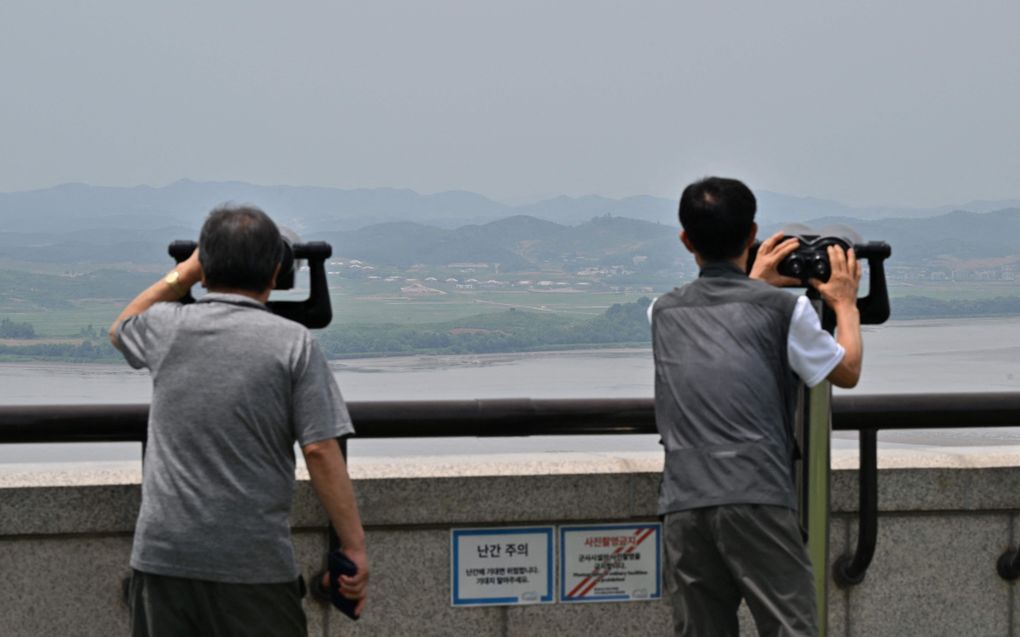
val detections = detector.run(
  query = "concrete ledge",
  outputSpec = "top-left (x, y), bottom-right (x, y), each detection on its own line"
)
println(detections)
top-left (5, 450), bottom-right (1020, 636)
top-left (9, 449), bottom-right (1020, 534)
top-left (0, 484), bottom-right (140, 536)
top-left (832, 465), bottom-right (1020, 513)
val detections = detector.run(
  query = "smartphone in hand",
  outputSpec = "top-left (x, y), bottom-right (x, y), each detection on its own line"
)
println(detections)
top-left (328, 550), bottom-right (360, 621)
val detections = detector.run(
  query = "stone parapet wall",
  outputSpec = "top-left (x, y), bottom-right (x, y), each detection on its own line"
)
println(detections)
top-left (2, 450), bottom-right (1020, 636)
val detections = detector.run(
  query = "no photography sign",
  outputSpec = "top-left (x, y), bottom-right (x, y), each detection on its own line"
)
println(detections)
top-left (559, 523), bottom-right (662, 603)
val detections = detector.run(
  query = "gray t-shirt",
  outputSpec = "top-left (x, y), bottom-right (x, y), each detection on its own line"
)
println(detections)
top-left (115, 293), bottom-right (352, 583)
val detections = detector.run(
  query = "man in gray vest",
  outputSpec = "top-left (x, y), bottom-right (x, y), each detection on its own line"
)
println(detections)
top-left (110, 205), bottom-right (368, 636)
top-left (650, 177), bottom-right (862, 636)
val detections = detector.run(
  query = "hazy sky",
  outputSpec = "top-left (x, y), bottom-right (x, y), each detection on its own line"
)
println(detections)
top-left (2, 1), bottom-right (1019, 207)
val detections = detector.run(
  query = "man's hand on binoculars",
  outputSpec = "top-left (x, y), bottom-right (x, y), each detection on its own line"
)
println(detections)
top-left (750, 231), bottom-right (802, 287)
top-left (810, 245), bottom-right (861, 313)
top-left (109, 247), bottom-right (204, 348)
top-left (177, 249), bottom-right (203, 289)
top-left (813, 245), bottom-right (864, 388)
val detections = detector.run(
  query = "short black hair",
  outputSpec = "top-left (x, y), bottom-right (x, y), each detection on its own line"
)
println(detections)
top-left (199, 204), bottom-right (283, 293)
top-left (678, 177), bottom-right (757, 261)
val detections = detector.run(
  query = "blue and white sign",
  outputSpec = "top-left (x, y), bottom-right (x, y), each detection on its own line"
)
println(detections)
top-left (559, 523), bottom-right (662, 603)
top-left (451, 527), bottom-right (554, 607)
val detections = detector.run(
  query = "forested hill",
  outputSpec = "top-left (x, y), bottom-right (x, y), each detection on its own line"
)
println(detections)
top-left (760, 208), bottom-right (1020, 262)
top-left (3, 203), bottom-right (1020, 271)
top-left (310, 208), bottom-right (1020, 271)
top-left (4, 180), bottom-right (1020, 275)
top-left (315, 215), bottom-right (678, 270)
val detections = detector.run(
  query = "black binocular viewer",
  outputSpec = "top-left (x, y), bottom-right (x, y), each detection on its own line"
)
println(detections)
top-left (168, 239), bottom-right (334, 329)
top-left (747, 228), bottom-right (892, 327)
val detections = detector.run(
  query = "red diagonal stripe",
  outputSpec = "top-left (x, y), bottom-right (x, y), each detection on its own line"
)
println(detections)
top-left (625, 528), bottom-right (656, 554)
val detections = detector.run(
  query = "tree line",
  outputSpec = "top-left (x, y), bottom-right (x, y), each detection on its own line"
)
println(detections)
top-left (4, 295), bottom-right (1020, 362)
top-left (0, 317), bottom-right (37, 339)
top-left (315, 299), bottom-right (654, 358)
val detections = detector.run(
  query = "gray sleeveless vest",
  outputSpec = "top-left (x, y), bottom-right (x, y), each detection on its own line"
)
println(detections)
top-left (652, 262), bottom-right (800, 515)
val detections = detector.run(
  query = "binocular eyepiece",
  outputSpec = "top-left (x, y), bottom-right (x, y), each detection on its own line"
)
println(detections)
top-left (770, 236), bottom-right (858, 284)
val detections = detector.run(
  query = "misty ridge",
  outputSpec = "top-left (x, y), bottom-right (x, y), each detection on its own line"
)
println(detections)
top-left (2, 180), bottom-right (1020, 362)
top-left (1, 180), bottom-right (1020, 270)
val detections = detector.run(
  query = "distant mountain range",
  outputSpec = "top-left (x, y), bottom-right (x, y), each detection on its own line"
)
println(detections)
top-left (3, 209), bottom-right (1018, 271)
top-left (322, 209), bottom-right (1020, 270)
top-left (3, 180), bottom-right (1020, 234)
top-left (1, 180), bottom-right (1019, 269)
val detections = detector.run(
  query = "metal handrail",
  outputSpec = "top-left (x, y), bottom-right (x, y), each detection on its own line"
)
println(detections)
top-left (0, 399), bottom-right (657, 443)
top-left (6, 392), bottom-right (1020, 441)
top-left (4, 392), bottom-right (1020, 585)
top-left (831, 392), bottom-right (1020, 430)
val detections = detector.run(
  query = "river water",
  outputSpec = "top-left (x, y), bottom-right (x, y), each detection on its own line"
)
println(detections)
top-left (2, 317), bottom-right (1020, 464)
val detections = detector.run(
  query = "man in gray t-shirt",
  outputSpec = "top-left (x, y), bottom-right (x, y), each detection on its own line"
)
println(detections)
top-left (111, 205), bottom-right (368, 636)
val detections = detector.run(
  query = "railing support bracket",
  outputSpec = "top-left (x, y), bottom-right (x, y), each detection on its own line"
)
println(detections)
top-left (832, 430), bottom-right (878, 588)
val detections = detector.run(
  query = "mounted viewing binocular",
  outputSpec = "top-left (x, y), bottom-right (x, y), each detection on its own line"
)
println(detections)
top-left (167, 237), bottom-right (335, 329)
top-left (747, 225), bottom-right (892, 327)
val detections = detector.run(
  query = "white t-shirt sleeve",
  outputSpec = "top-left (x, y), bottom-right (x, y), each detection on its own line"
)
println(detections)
top-left (788, 295), bottom-right (845, 388)
top-left (646, 297), bottom-right (657, 324)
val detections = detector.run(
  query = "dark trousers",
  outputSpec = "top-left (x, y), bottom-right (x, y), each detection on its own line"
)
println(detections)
top-left (129, 570), bottom-right (307, 637)
top-left (663, 505), bottom-right (818, 637)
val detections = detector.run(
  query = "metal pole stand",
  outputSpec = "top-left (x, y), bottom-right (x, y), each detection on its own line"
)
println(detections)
top-left (800, 293), bottom-right (833, 636)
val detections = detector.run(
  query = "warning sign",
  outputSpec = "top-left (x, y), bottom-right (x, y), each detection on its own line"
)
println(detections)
top-left (451, 527), bottom-right (554, 607)
top-left (559, 523), bottom-right (661, 603)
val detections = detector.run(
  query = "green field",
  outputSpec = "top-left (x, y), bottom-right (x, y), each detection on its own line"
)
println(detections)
top-left (4, 267), bottom-right (1020, 344)
top-left (1, 282), bottom-right (653, 338)
top-left (329, 288), bottom-right (648, 325)
top-left (0, 301), bottom-right (121, 338)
